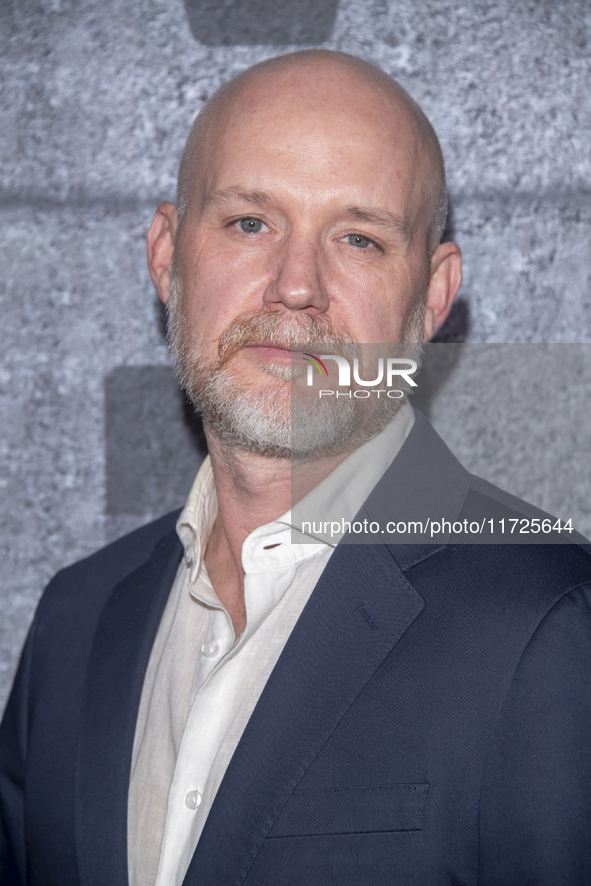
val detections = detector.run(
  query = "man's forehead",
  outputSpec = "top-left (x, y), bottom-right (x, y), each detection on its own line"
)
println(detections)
top-left (215, 61), bottom-right (418, 142)
top-left (197, 77), bottom-right (424, 192)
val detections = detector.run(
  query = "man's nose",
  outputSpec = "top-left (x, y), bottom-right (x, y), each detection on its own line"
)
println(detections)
top-left (263, 235), bottom-right (330, 313)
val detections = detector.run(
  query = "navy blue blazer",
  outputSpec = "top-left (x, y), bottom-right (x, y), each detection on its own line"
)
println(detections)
top-left (1, 411), bottom-right (591, 885)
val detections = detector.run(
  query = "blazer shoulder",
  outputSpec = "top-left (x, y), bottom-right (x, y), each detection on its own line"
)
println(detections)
top-left (452, 474), bottom-right (591, 600)
top-left (36, 509), bottom-right (183, 626)
top-left (462, 473), bottom-right (589, 546)
top-left (56, 509), bottom-right (180, 580)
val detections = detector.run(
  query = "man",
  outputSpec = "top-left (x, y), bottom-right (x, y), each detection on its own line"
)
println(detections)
top-left (1, 50), bottom-right (590, 886)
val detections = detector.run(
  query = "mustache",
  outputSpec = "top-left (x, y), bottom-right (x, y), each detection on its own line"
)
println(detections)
top-left (215, 310), bottom-right (356, 369)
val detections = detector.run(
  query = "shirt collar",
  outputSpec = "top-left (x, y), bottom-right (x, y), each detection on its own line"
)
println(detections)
top-left (176, 457), bottom-right (218, 584)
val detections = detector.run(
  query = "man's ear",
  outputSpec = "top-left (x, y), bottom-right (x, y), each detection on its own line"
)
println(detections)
top-left (422, 241), bottom-right (462, 341)
top-left (147, 202), bottom-right (178, 305)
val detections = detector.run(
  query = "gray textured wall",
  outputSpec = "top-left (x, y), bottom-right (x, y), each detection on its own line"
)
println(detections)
top-left (1, 0), bottom-right (590, 712)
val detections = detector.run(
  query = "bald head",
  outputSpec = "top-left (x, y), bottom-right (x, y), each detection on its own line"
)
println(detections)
top-left (176, 50), bottom-right (447, 255)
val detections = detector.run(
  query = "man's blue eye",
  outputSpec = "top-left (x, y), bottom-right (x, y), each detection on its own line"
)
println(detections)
top-left (240, 218), bottom-right (263, 234)
top-left (347, 234), bottom-right (372, 248)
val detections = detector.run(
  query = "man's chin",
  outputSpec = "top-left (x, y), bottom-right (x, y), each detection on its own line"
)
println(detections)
top-left (202, 387), bottom-right (399, 463)
top-left (174, 340), bottom-right (412, 461)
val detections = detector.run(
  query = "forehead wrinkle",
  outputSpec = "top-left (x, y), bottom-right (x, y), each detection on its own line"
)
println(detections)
top-left (201, 186), bottom-right (273, 211)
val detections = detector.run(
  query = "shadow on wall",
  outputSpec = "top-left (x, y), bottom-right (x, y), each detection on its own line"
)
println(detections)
top-left (105, 366), bottom-right (207, 519)
top-left (183, 0), bottom-right (339, 45)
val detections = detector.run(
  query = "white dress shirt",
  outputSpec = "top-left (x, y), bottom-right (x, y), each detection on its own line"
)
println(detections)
top-left (127, 402), bottom-right (415, 886)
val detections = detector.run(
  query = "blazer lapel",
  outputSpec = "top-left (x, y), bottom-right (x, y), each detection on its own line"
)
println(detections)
top-left (75, 529), bottom-right (183, 886)
top-left (184, 540), bottom-right (424, 886)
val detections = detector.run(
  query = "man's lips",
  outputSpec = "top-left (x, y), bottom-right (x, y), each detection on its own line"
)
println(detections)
top-left (244, 343), bottom-right (310, 363)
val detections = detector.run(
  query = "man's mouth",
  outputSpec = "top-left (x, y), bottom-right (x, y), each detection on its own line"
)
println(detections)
top-left (244, 343), bottom-right (309, 364)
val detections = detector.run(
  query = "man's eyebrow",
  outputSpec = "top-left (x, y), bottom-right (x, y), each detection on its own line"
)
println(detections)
top-left (200, 191), bottom-right (412, 240)
top-left (201, 186), bottom-right (273, 210)
top-left (342, 206), bottom-right (412, 241)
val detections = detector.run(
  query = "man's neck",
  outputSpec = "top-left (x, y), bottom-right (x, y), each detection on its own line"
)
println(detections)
top-left (202, 429), bottom-right (352, 636)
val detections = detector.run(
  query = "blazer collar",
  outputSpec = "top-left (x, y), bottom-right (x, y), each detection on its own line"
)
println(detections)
top-left (75, 528), bottom-right (183, 886)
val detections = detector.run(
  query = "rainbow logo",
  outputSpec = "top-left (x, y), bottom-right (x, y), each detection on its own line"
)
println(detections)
top-left (302, 352), bottom-right (328, 376)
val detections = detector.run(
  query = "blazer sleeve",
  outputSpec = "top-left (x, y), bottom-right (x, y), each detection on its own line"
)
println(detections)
top-left (479, 582), bottom-right (591, 885)
top-left (0, 621), bottom-right (36, 886)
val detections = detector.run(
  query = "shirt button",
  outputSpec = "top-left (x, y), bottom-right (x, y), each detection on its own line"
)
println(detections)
top-left (185, 790), bottom-right (202, 810)
top-left (201, 640), bottom-right (219, 658)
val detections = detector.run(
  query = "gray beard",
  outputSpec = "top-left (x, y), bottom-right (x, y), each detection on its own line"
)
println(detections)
top-left (166, 271), bottom-right (424, 461)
